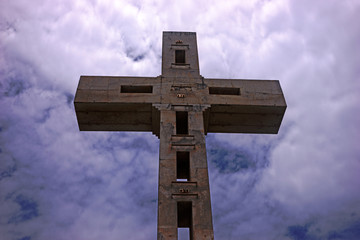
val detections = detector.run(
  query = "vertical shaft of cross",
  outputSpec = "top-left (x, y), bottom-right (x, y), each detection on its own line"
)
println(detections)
top-left (156, 104), bottom-right (214, 240)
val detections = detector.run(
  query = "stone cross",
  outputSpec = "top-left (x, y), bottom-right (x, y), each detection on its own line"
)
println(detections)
top-left (74, 31), bottom-right (286, 240)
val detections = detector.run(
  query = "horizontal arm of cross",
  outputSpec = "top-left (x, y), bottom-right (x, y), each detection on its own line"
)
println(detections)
top-left (203, 78), bottom-right (286, 134)
top-left (74, 75), bottom-right (161, 136)
top-left (74, 76), bottom-right (286, 136)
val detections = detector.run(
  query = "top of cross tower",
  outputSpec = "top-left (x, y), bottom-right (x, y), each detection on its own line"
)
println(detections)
top-left (162, 31), bottom-right (200, 77)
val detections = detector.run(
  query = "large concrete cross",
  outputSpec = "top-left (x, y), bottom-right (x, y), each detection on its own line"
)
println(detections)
top-left (74, 31), bottom-right (286, 240)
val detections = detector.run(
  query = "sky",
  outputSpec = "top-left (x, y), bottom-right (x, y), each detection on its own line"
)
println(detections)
top-left (0, 0), bottom-right (360, 239)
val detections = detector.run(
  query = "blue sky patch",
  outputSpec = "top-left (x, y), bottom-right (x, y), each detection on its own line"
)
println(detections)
top-left (208, 148), bottom-right (253, 174)
top-left (286, 223), bottom-right (313, 240)
top-left (0, 163), bottom-right (17, 181)
top-left (8, 195), bottom-right (39, 224)
top-left (133, 54), bottom-right (144, 62)
top-left (17, 236), bottom-right (31, 240)
top-left (327, 220), bottom-right (360, 240)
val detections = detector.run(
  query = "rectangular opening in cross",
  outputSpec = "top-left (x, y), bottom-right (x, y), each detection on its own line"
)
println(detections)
top-left (175, 50), bottom-right (186, 64)
top-left (177, 151), bottom-right (190, 181)
top-left (176, 111), bottom-right (188, 135)
top-left (121, 85), bottom-right (153, 93)
top-left (177, 201), bottom-right (192, 240)
top-left (209, 87), bottom-right (240, 95)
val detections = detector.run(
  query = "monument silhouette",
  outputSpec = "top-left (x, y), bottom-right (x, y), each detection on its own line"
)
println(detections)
top-left (74, 31), bottom-right (286, 240)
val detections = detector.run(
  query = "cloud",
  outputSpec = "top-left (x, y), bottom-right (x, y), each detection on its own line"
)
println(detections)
top-left (1, 0), bottom-right (360, 239)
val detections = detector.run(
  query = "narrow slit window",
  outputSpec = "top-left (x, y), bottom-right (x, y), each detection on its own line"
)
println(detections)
top-left (177, 201), bottom-right (192, 240)
top-left (175, 50), bottom-right (186, 64)
top-left (177, 152), bottom-right (190, 181)
top-left (121, 85), bottom-right (153, 93)
top-left (209, 87), bottom-right (240, 95)
top-left (176, 111), bottom-right (188, 135)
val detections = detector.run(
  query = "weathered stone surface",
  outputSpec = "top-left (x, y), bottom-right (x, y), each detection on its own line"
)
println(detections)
top-left (74, 31), bottom-right (286, 239)
top-left (74, 77), bottom-right (285, 135)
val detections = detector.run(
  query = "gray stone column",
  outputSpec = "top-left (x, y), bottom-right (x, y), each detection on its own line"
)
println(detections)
top-left (155, 104), bottom-right (214, 240)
